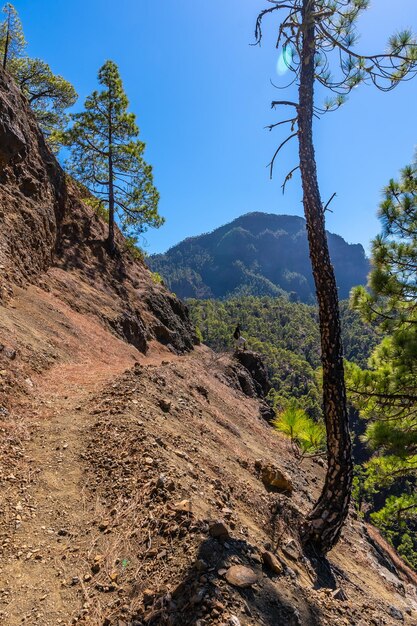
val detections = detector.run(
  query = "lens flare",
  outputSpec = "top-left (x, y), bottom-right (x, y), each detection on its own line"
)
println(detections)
top-left (276, 46), bottom-right (293, 76)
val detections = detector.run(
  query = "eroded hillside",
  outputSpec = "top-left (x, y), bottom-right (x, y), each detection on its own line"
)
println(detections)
top-left (1, 67), bottom-right (417, 626)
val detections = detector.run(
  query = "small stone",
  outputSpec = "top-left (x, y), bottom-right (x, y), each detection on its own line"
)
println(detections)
top-left (159, 399), bottom-right (171, 413)
top-left (143, 589), bottom-right (156, 605)
top-left (332, 588), bottom-right (347, 601)
top-left (191, 588), bottom-right (206, 605)
top-left (99, 521), bottom-right (110, 532)
top-left (174, 499), bottom-right (192, 513)
top-left (91, 562), bottom-right (100, 574)
top-left (262, 550), bottom-right (283, 574)
top-left (228, 616), bottom-right (241, 626)
top-left (195, 559), bottom-right (208, 572)
top-left (260, 464), bottom-right (293, 493)
top-left (209, 520), bottom-right (230, 540)
top-left (282, 539), bottom-right (300, 561)
top-left (225, 565), bottom-right (258, 588)
top-left (388, 606), bottom-right (404, 621)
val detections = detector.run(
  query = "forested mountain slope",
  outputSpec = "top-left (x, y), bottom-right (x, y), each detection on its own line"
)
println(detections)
top-left (149, 212), bottom-right (369, 302)
top-left (188, 296), bottom-right (378, 420)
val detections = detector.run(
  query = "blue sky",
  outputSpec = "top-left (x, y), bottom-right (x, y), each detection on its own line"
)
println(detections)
top-left (13, 0), bottom-right (417, 254)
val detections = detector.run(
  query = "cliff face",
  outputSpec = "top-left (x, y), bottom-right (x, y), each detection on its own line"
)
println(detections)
top-left (0, 67), bottom-right (195, 354)
top-left (0, 69), bottom-right (66, 296)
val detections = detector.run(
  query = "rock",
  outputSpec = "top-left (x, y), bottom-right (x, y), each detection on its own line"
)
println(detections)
top-left (143, 589), bottom-right (156, 605)
top-left (259, 401), bottom-right (275, 422)
top-left (262, 550), bottom-right (283, 574)
top-left (388, 606), bottom-right (404, 621)
top-left (195, 559), bottom-right (208, 572)
top-left (209, 520), bottom-right (230, 540)
top-left (282, 539), bottom-right (300, 561)
top-left (260, 464), bottom-right (293, 493)
top-left (225, 565), bottom-right (258, 588)
top-left (332, 588), bottom-right (347, 601)
top-left (158, 399), bottom-right (171, 413)
top-left (233, 350), bottom-right (272, 397)
top-left (174, 499), bottom-right (192, 513)
top-left (228, 617), bottom-right (241, 626)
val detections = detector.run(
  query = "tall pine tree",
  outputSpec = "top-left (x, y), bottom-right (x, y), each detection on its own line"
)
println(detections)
top-left (255, 0), bottom-right (417, 553)
top-left (0, 2), bottom-right (25, 70)
top-left (0, 3), bottom-right (76, 147)
top-left (348, 158), bottom-right (417, 560)
top-left (63, 60), bottom-right (163, 255)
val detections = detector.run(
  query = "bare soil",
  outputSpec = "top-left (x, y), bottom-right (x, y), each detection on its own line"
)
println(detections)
top-left (1, 286), bottom-right (417, 626)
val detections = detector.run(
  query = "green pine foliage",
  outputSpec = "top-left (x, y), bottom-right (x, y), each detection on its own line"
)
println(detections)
top-left (11, 58), bottom-right (77, 148)
top-left (348, 156), bottom-right (417, 570)
top-left (0, 2), bottom-right (25, 69)
top-left (61, 60), bottom-right (163, 254)
top-left (272, 401), bottom-right (326, 456)
top-left (0, 3), bottom-right (76, 148)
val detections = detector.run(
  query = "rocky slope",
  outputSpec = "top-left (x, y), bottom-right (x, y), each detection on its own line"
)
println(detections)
top-left (149, 212), bottom-right (369, 302)
top-left (0, 66), bottom-right (417, 626)
top-left (0, 67), bottom-right (195, 355)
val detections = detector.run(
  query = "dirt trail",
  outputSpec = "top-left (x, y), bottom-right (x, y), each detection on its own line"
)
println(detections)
top-left (0, 289), bottom-right (177, 625)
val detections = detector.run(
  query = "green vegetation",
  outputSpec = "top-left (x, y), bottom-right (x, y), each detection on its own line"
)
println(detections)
top-left (61, 60), bottom-right (163, 255)
top-left (151, 272), bottom-right (163, 285)
top-left (188, 296), bottom-right (377, 418)
top-left (272, 402), bottom-right (326, 457)
top-left (0, 3), bottom-right (76, 147)
top-left (0, 3), bottom-right (24, 70)
top-left (348, 157), bottom-right (417, 570)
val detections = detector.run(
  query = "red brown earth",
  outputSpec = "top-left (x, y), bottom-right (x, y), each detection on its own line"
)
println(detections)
top-left (1, 66), bottom-right (417, 626)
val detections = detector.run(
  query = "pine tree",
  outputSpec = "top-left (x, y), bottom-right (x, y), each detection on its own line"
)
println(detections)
top-left (0, 2), bottom-right (25, 70)
top-left (254, 0), bottom-right (417, 553)
top-left (63, 60), bottom-right (163, 255)
top-left (11, 57), bottom-right (77, 149)
top-left (0, 3), bottom-right (76, 148)
top-left (348, 158), bottom-right (417, 560)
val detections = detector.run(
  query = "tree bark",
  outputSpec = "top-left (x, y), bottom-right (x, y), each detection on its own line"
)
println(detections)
top-left (2, 10), bottom-right (10, 70)
top-left (298, 0), bottom-right (353, 554)
top-left (107, 150), bottom-right (115, 255)
top-left (107, 90), bottom-right (115, 256)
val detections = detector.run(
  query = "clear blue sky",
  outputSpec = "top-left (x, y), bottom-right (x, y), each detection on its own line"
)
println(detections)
top-left (13, 0), bottom-right (417, 254)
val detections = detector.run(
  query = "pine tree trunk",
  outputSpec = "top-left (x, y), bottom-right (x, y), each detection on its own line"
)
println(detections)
top-left (107, 94), bottom-right (115, 256)
top-left (298, 0), bottom-right (353, 554)
top-left (2, 11), bottom-right (10, 70)
top-left (107, 152), bottom-right (115, 255)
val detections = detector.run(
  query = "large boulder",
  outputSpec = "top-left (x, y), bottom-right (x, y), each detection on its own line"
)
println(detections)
top-left (233, 350), bottom-right (271, 397)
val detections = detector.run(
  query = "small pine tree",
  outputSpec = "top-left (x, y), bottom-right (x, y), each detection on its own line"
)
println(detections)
top-left (273, 401), bottom-right (326, 456)
top-left (0, 2), bottom-right (25, 70)
top-left (62, 60), bottom-right (163, 255)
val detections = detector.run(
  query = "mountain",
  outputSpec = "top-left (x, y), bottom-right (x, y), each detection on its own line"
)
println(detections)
top-left (2, 66), bottom-right (417, 625)
top-left (149, 212), bottom-right (369, 302)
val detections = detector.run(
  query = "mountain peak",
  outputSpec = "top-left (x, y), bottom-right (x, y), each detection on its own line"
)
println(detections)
top-left (150, 212), bottom-right (369, 302)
